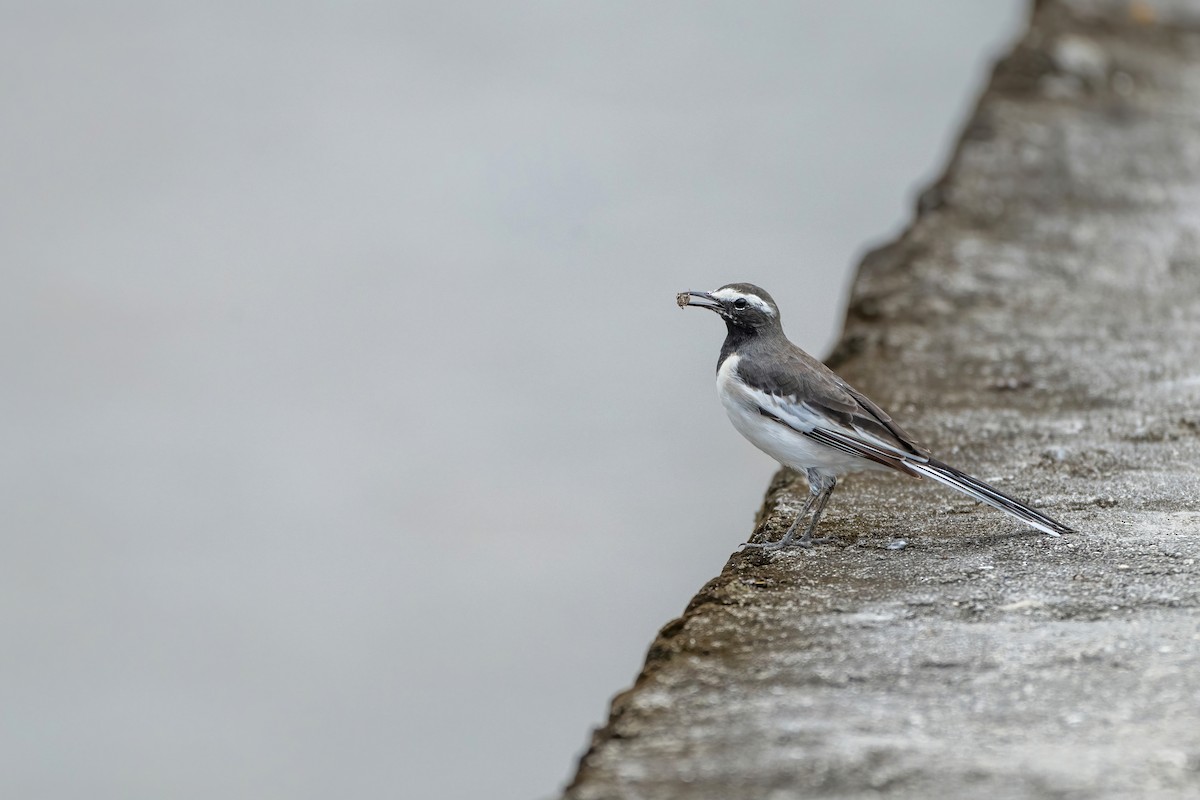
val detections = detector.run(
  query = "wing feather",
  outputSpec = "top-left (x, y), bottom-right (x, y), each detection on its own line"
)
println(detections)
top-left (743, 341), bottom-right (928, 465)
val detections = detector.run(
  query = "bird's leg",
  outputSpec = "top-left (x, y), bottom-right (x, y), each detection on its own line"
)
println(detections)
top-left (742, 488), bottom-right (818, 551)
top-left (741, 472), bottom-right (837, 550)
top-left (788, 473), bottom-right (837, 548)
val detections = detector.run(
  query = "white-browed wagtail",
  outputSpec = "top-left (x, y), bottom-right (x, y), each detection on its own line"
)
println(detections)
top-left (679, 283), bottom-right (1074, 549)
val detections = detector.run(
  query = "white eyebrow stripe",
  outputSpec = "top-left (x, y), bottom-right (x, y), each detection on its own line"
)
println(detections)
top-left (711, 287), bottom-right (776, 316)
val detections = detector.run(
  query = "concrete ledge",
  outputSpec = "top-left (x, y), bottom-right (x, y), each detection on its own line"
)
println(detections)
top-left (563, 1), bottom-right (1200, 797)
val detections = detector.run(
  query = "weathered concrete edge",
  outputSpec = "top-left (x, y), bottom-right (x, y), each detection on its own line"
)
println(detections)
top-left (560, 15), bottom-right (1045, 790)
top-left (554, 38), bottom-right (1022, 800)
top-left (561, 1), bottom-right (1200, 796)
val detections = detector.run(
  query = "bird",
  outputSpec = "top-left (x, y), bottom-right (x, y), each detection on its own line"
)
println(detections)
top-left (678, 282), bottom-right (1074, 549)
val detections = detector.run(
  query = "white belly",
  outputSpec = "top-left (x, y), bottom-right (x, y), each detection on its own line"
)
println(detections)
top-left (716, 354), bottom-right (873, 476)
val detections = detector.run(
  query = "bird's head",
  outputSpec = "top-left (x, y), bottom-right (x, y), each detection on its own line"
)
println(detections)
top-left (676, 283), bottom-right (781, 333)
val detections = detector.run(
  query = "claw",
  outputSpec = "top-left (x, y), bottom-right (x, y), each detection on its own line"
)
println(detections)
top-left (739, 534), bottom-right (834, 551)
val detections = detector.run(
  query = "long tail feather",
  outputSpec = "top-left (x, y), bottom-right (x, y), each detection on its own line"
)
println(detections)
top-left (905, 458), bottom-right (1074, 536)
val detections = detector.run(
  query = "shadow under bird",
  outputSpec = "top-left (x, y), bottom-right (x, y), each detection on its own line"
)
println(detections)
top-left (678, 283), bottom-right (1074, 549)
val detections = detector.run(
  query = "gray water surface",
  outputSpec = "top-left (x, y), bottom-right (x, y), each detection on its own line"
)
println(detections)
top-left (1, 3), bottom-right (1023, 798)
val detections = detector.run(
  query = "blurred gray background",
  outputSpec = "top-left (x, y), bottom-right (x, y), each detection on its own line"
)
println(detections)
top-left (1, 2), bottom-right (1023, 799)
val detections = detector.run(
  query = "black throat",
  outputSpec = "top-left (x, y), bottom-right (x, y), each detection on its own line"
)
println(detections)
top-left (716, 322), bottom-right (760, 373)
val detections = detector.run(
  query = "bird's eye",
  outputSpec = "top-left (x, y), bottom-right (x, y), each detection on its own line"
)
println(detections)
top-left (733, 298), bottom-right (748, 310)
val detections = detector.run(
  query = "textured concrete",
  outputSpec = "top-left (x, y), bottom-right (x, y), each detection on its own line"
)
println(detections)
top-left (563, 2), bottom-right (1200, 798)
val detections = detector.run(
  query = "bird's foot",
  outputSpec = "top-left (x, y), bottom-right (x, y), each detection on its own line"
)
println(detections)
top-left (740, 535), bottom-right (833, 551)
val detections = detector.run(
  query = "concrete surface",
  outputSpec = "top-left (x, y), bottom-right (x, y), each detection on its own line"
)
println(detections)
top-left (563, 1), bottom-right (1200, 797)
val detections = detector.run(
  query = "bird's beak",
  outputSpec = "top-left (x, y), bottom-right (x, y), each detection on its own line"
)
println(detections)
top-left (676, 291), bottom-right (721, 312)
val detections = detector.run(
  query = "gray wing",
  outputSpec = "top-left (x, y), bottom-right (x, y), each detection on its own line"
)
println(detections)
top-left (745, 343), bottom-right (929, 466)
